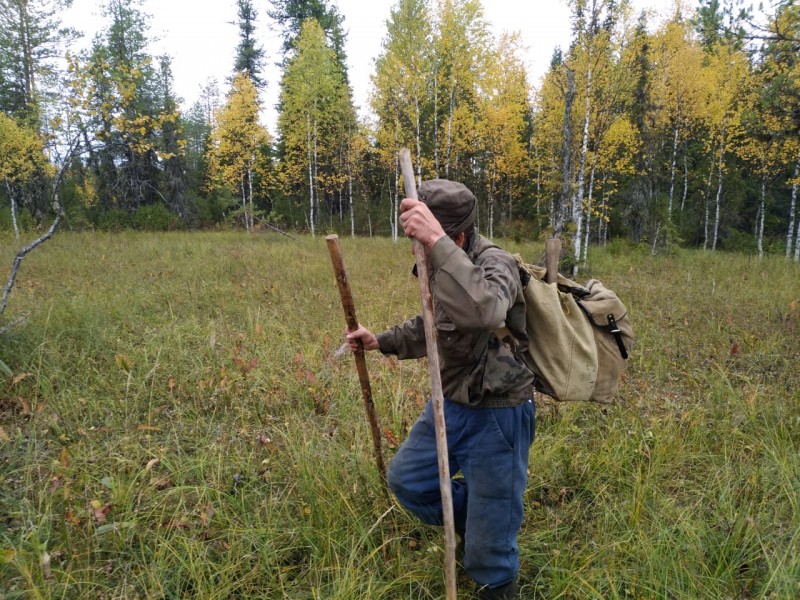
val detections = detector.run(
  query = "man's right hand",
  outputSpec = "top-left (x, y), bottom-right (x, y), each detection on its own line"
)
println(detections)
top-left (345, 325), bottom-right (379, 352)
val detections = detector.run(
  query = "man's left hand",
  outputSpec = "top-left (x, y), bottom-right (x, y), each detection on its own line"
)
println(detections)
top-left (400, 198), bottom-right (446, 249)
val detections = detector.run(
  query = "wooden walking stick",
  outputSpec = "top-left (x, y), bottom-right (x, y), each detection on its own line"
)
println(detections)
top-left (398, 148), bottom-right (457, 600)
top-left (325, 235), bottom-right (388, 492)
top-left (545, 237), bottom-right (562, 284)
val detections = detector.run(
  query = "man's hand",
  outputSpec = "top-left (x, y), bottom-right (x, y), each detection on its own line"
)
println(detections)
top-left (345, 324), bottom-right (379, 352)
top-left (400, 198), bottom-right (446, 249)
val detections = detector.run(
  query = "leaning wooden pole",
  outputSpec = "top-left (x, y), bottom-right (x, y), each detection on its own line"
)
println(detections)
top-left (545, 237), bottom-right (562, 284)
top-left (398, 148), bottom-right (457, 600)
top-left (325, 235), bottom-right (388, 493)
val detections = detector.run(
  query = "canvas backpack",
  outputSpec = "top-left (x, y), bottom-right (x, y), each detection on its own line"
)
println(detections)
top-left (498, 257), bottom-right (633, 404)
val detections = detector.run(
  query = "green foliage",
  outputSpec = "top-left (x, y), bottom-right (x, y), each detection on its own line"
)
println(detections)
top-left (0, 233), bottom-right (798, 598)
top-left (92, 207), bottom-right (131, 231)
top-left (720, 228), bottom-right (758, 253)
top-left (131, 203), bottom-right (179, 231)
top-left (233, 0), bottom-right (266, 89)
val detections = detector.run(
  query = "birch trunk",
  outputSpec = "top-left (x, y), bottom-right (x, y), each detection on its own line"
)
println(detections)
top-left (488, 169), bottom-right (495, 239)
top-left (393, 156), bottom-right (400, 242)
top-left (681, 148), bottom-right (688, 213)
top-left (702, 147), bottom-right (713, 250)
top-left (758, 176), bottom-right (766, 258)
top-left (787, 157), bottom-right (798, 260)
top-left (348, 150), bottom-right (355, 237)
top-left (240, 178), bottom-right (248, 233)
top-left (307, 113), bottom-right (315, 238)
top-left (651, 222), bottom-right (661, 256)
top-left (247, 165), bottom-right (254, 232)
top-left (433, 69), bottom-right (440, 178)
top-left (795, 218), bottom-right (800, 262)
top-left (712, 131), bottom-right (725, 251)
top-left (556, 67), bottom-right (576, 234)
top-left (668, 120), bottom-right (679, 216)
top-left (573, 58), bottom-right (592, 276)
top-left (415, 97), bottom-right (422, 186)
top-left (445, 91), bottom-right (455, 179)
top-left (314, 120), bottom-right (320, 234)
top-left (6, 181), bottom-right (19, 239)
top-left (582, 160), bottom-right (596, 267)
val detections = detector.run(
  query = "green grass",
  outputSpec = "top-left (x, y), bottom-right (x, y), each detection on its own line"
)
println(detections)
top-left (1, 232), bottom-right (798, 599)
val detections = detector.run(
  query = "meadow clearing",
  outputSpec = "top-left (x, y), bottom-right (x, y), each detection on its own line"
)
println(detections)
top-left (1, 231), bottom-right (798, 599)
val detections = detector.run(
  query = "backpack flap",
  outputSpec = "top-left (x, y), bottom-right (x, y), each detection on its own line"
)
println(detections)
top-left (523, 277), bottom-right (599, 401)
top-left (576, 279), bottom-right (634, 404)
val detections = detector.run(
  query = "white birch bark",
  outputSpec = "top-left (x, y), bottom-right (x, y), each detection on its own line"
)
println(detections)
top-left (313, 119), bottom-right (319, 234)
top-left (681, 149), bottom-right (688, 213)
top-left (393, 155), bottom-right (399, 243)
top-left (306, 113), bottom-right (315, 238)
top-left (651, 222), bottom-right (661, 256)
top-left (573, 56), bottom-right (592, 276)
top-left (415, 97), bottom-right (422, 186)
top-left (445, 91), bottom-right (454, 178)
top-left (668, 120), bottom-right (679, 216)
top-left (758, 176), bottom-right (766, 258)
top-left (794, 219), bottom-right (800, 262)
top-left (488, 169), bottom-right (495, 239)
top-left (703, 145), bottom-right (714, 250)
top-left (348, 148), bottom-right (355, 237)
top-left (240, 178), bottom-right (248, 233)
top-left (5, 181), bottom-right (19, 239)
top-left (583, 160), bottom-right (596, 267)
top-left (787, 157), bottom-right (798, 260)
top-left (712, 132), bottom-right (725, 251)
top-left (433, 66), bottom-right (440, 178)
top-left (247, 164), bottom-right (254, 232)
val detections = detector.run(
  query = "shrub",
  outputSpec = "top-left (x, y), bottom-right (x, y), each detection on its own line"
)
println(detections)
top-left (93, 207), bottom-right (131, 231)
top-left (131, 203), bottom-right (178, 231)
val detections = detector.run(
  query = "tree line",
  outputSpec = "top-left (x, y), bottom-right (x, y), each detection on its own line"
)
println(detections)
top-left (1, 0), bottom-right (798, 262)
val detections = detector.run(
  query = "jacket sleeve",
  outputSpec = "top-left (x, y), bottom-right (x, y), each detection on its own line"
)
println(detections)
top-left (376, 315), bottom-right (428, 359)
top-left (428, 236), bottom-right (519, 332)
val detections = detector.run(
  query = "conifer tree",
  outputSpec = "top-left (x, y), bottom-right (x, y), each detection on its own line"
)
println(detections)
top-left (233, 0), bottom-right (266, 89)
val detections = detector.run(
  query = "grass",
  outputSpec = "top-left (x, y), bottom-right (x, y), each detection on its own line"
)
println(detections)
top-left (1, 231), bottom-right (798, 599)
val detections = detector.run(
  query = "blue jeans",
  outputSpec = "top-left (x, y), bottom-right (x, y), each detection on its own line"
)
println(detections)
top-left (387, 397), bottom-right (535, 588)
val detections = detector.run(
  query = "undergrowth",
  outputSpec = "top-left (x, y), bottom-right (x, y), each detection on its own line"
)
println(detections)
top-left (1, 232), bottom-right (798, 598)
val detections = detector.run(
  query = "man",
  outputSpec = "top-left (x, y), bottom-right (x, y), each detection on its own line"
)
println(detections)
top-left (346, 179), bottom-right (535, 600)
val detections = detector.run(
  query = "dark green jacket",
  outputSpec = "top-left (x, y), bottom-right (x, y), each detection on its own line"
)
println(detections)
top-left (376, 233), bottom-right (534, 407)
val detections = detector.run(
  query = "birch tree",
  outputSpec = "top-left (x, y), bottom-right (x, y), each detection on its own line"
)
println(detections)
top-left (371, 0), bottom-right (432, 240)
top-left (206, 73), bottom-right (272, 232)
top-left (432, 0), bottom-right (491, 184)
top-left (476, 33), bottom-right (530, 238)
top-left (0, 114), bottom-right (49, 237)
top-left (566, 0), bottom-right (619, 272)
top-left (703, 44), bottom-right (749, 250)
top-left (277, 18), bottom-right (352, 236)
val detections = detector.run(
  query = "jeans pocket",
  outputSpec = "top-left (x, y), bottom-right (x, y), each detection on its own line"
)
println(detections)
top-left (488, 408), bottom-right (515, 451)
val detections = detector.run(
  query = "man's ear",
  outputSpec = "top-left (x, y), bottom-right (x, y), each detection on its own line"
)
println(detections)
top-left (453, 231), bottom-right (466, 248)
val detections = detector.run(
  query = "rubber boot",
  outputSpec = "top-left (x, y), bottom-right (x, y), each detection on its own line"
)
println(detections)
top-left (475, 578), bottom-right (519, 600)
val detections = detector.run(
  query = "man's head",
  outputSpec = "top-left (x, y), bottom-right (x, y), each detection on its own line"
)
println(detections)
top-left (417, 179), bottom-right (477, 239)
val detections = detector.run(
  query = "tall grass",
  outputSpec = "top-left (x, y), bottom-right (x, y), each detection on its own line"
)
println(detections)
top-left (1, 232), bottom-right (798, 598)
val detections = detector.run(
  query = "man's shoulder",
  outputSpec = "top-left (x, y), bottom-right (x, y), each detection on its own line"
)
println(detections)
top-left (472, 235), bottom-right (512, 263)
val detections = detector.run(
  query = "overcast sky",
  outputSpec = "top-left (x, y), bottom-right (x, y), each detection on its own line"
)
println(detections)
top-left (62, 0), bottom-right (672, 130)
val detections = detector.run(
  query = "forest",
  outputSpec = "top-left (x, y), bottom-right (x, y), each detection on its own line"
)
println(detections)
top-left (1, 0), bottom-right (799, 261)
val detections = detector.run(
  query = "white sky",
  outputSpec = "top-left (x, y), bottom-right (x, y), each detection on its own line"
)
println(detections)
top-left (62, 0), bottom-right (671, 130)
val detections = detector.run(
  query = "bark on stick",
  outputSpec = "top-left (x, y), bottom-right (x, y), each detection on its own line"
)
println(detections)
top-left (545, 238), bottom-right (562, 284)
top-left (398, 148), bottom-right (457, 600)
top-left (325, 235), bottom-right (387, 490)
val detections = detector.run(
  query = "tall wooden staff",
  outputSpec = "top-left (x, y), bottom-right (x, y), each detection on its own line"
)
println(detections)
top-left (398, 148), bottom-right (457, 600)
top-left (545, 238), bottom-right (562, 284)
top-left (325, 235), bottom-right (387, 493)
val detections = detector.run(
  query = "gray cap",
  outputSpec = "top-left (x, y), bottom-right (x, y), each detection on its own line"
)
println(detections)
top-left (417, 179), bottom-right (477, 236)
